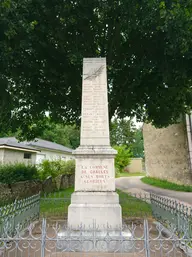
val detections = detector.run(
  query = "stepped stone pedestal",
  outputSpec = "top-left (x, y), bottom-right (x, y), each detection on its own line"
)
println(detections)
top-left (68, 58), bottom-right (122, 230)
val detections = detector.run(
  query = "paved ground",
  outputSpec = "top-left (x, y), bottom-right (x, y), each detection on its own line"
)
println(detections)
top-left (116, 176), bottom-right (192, 205)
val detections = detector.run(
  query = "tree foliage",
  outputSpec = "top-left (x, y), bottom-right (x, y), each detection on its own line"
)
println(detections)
top-left (0, 163), bottom-right (38, 184)
top-left (114, 145), bottom-right (133, 172)
top-left (110, 118), bottom-right (144, 157)
top-left (0, 0), bottom-right (192, 139)
top-left (110, 118), bottom-right (136, 146)
top-left (41, 123), bottom-right (80, 149)
top-left (38, 159), bottom-right (75, 180)
top-left (131, 129), bottom-right (144, 158)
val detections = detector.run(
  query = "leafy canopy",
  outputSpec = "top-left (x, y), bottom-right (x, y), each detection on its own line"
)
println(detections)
top-left (110, 118), bottom-right (136, 146)
top-left (0, 0), bottom-right (192, 139)
top-left (41, 123), bottom-right (80, 149)
top-left (131, 129), bottom-right (144, 158)
top-left (110, 118), bottom-right (144, 157)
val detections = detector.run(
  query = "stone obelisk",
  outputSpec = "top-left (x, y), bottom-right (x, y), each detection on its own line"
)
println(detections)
top-left (68, 58), bottom-right (122, 229)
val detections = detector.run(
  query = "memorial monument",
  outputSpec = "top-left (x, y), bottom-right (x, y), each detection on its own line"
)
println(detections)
top-left (68, 58), bottom-right (122, 229)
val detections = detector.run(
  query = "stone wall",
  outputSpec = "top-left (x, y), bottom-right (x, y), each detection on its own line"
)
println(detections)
top-left (143, 122), bottom-right (192, 185)
top-left (0, 174), bottom-right (75, 202)
top-left (11, 180), bottom-right (42, 199)
top-left (125, 158), bottom-right (143, 173)
top-left (0, 180), bottom-right (42, 202)
top-left (42, 176), bottom-right (57, 193)
top-left (0, 183), bottom-right (12, 202)
top-left (55, 174), bottom-right (75, 191)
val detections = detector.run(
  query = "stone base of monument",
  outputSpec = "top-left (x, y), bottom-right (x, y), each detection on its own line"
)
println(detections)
top-left (68, 192), bottom-right (122, 229)
top-left (56, 229), bottom-right (134, 253)
top-left (65, 193), bottom-right (134, 253)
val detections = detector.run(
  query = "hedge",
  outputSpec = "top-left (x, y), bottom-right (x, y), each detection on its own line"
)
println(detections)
top-left (0, 163), bottom-right (39, 184)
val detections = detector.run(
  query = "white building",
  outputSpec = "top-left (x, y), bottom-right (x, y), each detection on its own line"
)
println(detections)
top-left (26, 138), bottom-right (74, 164)
top-left (0, 137), bottom-right (74, 165)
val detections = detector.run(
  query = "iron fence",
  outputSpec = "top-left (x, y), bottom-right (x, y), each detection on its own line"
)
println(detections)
top-left (40, 190), bottom-right (152, 220)
top-left (40, 192), bottom-right (71, 219)
top-left (1, 190), bottom-right (192, 256)
top-left (0, 218), bottom-right (192, 257)
top-left (151, 193), bottom-right (192, 238)
top-left (0, 193), bottom-right (40, 237)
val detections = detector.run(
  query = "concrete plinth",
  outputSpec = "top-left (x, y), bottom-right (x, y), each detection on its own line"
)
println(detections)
top-left (68, 192), bottom-right (122, 230)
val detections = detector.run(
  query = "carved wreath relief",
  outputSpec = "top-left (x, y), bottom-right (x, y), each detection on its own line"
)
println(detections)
top-left (84, 65), bottom-right (104, 81)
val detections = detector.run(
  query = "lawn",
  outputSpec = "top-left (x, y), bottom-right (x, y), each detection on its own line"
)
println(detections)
top-left (117, 189), bottom-right (152, 218)
top-left (40, 187), bottom-right (152, 219)
top-left (40, 187), bottom-right (73, 218)
top-left (116, 172), bottom-right (145, 178)
top-left (141, 177), bottom-right (192, 192)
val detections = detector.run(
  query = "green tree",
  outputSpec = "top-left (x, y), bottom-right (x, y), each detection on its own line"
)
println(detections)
top-left (114, 145), bottom-right (133, 172)
top-left (0, 0), bottom-right (192, 139)
top-left (41, 123), bottom-right (80, 149)
top-left (130, 128), bottom-right (144, 158)
top-left (110, 118), bottom-right (136, 146)
top-left (0, 118), bottom-right (80, 149)
top-left (0, 130), bottom-right (15, 138)
top-left (110, 118), bottom-right (144, 158)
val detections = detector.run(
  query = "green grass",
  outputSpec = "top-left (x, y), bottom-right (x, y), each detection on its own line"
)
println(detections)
top-left (117, 189), bottom-right (152, 218)
top-left (116, 172), bottom-right (145, 178)
top-left (40, 187), bottom-right (152, 219)
top-left (41, 187), bottom-right (74, 198)
top-left (40, 187), bottom-right (74, 218)
top-left (141, 177), bottom-right (192, 192)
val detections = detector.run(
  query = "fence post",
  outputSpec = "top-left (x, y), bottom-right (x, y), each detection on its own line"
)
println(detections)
top-left (41, 218), bottom-right (46, 257)
top-left (38, 192), bottom-right (41, 219)
top-left (12, 199), bottom-right (17, 237)
top-left (144, 219), bottom-right (150, 257)
top-left (189, 208), bottom-right (192, 238)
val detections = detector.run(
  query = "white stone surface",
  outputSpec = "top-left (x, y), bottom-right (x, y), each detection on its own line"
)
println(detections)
top-left (68, 192), bottom-right (122, 230)
top-left (68, 58), bottom-right (122, 229)
top-left (74, 154), bottom-right (115, 192)
top-left (70, 191), bottom-right (120, 204)
top-left (81, 58), bottom-right (110, 146)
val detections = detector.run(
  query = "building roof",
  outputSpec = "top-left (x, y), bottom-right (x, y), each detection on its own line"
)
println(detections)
top-left (25, 138), bottom-right (73, 153)
top-left (0, 137), bottom-right (73, 153)
top-left (0, 137), bottom-right (38, 152)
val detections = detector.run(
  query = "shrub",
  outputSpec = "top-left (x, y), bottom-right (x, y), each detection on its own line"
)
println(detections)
top-left (113, 145), bottom-right (133, 173)
top-left (0, 163), bottom-right (39, 184)
top-left (115, 167), bottom-right (121, 177)
top-left (61, 160), bottom-right (75, 175)
top-left (38, 159), bottom-right (75, 180)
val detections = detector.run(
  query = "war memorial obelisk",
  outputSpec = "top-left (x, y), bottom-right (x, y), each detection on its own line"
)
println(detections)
top-left (68, 58), bottom-right (122, 229)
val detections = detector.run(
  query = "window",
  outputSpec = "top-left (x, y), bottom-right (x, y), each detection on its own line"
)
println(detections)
top-left (24, 153), bottom-right (32, 159)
